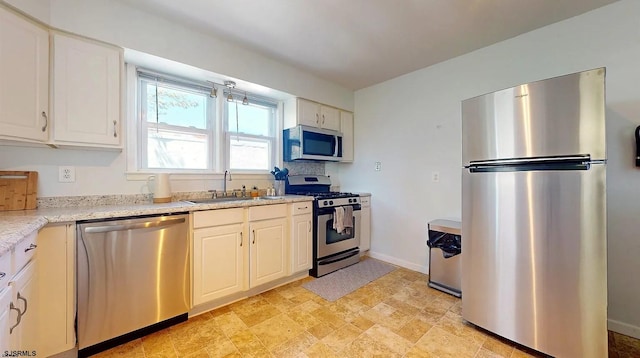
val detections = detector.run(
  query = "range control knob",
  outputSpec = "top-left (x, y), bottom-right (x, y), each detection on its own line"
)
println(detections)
top-left (323, 200), bottom-right (328, 206)
top-left (349, 198), bottom-right (354, 203)
top-left (329, 200), bottom-right (334, 205)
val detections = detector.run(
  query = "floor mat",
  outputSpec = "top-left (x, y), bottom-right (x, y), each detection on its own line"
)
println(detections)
top-left (302, 258), bottom-right (397, 301)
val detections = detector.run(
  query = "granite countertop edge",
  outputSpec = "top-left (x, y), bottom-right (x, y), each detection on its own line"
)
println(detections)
top-left (0, 195), bottom-right (314, 257)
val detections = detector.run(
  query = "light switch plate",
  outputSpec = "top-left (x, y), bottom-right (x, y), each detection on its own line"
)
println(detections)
top-left (374, 161), bottom-right (382, 171)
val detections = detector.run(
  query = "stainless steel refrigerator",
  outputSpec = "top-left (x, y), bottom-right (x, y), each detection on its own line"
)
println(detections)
top-left (461, 68), bottom-right (607, 358)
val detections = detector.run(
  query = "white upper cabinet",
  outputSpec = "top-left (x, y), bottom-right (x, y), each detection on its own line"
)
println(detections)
top-left (340, 110), bottom-right (354, 162)
top-left (285, 98), bottom-right (341, 131)
top-left (0, 7), bottom-right (49, 143)
top-left (51, 33), bottom-right (122, 148)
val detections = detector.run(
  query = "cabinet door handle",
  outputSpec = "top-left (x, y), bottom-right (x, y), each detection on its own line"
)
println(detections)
top-left (240, 232), bottom-right (243, 247)
top-left (322, 114), bottom-right (325, 125)
top-left (17, 292), bottom-right (28, 316)
top-left (41, 111), bottom-right (48, 132)
top-left (315, 113), bottom-right (319, 125)
top-left (252, 229), bottom-right (256, 244)
top-left (308, 221), bottom-right (311, 232)
top-left (113, 120), bottom-right (118, 138)
top-left (24, 243), bottom-right (37, 253)
top-left (9, 299), bottom-right (24, 334)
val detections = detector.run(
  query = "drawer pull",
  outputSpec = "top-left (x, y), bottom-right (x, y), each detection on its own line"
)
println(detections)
top-left (298, 206), bottom-right (308, 210)
top-left (17, 292), bottom-right (28, 316)
top-left (9, 302), bottom-right (22, 334)
top-left (24, 243), bottom-right (37, 253)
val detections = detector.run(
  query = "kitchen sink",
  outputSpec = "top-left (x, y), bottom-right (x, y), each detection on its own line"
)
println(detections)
top-left (184, 196), bottom-right (285, 204)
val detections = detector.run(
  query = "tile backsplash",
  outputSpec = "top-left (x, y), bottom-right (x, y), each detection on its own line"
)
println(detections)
top-left (283, 161), bottom-right (325, 176)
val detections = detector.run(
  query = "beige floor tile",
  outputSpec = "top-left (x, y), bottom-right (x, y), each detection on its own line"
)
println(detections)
top-left (304, 342), bottom-right (340, 358)
top-left (361, 302), bottom-right (412, 331)
top-left (393, 318), bottom-right (433, 343)
top-left (169, 315), bottom-right (223, 356)
top-left (249, 313), bottom-right (305, 350)
top-left (237, 304), bottom-right (282, 327)
top-left (214, 311), bottom-right (248, 336)
top-left (321, 323), bottom-right (363, 352)
top-left (363, 324), bottom-right (413, 355)
top-left (286, 307), bottom-right (323, 329)
top-left (141, 329), bottom-right (175, 356)
top-left (311, 306), bottom-right (347, 329)
top-left (349, 315), bottom-right (375, 331)
top-left (436, 310), bottom-right (487, 347)
top-left (271, 330), bottom-right (318, 357)
top-left (307, 322), bottom-right (335, 340)
top-left (205, 337), bottom-right (241, 358)
top-left (339, 332), bottom-right (402, 358)
top-left (415, 326), bottom-right (480, 357)
top-left (228, 328), bottom-right (271, 356)
top-left (476, 347), bottom-right (508, 358)
top-left (403, 346), bottom-right (439, 358)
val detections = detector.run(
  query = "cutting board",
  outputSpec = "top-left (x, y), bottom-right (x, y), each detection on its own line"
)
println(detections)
top-left (0, 171), bottom-right (38, 211)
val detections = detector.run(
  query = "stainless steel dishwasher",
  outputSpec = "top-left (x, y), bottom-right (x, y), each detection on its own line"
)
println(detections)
top-left (77, 213), bottom-right (190, 357)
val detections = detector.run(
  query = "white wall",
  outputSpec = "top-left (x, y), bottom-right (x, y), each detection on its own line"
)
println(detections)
top-left (0, 0), bottom-right (353, 197)
top-left (337, 0), bottom-right (640, 338)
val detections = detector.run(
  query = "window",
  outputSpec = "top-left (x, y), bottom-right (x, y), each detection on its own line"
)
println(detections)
top-left (132, 67), bottom-right (280, 175)
top-left (225, 96), bottom-right (278, 172)
top-left (138, 70), bottom-right (215, 171)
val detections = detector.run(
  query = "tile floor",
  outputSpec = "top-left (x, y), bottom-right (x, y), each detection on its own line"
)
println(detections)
top-left (94, 259), bottom-right (639, 358)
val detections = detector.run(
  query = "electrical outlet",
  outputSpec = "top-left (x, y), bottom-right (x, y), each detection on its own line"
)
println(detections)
top-left (59, 166), bottom-right (76, 183)
top-left (374, 161), bottom-right (382, 171)
top-left (432, 171), bottom-right (440, 182)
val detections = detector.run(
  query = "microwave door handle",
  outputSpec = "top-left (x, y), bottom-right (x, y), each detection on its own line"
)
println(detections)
top-left (333, 136), bottom-right (338, 156)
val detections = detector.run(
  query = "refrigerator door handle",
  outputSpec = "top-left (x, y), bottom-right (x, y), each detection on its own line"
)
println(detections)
top-left (468, 154), bottom-right (591, 167)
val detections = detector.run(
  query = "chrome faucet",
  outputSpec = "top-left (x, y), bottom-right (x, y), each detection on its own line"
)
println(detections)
top-left (224, 170), bottom-right (232, 195)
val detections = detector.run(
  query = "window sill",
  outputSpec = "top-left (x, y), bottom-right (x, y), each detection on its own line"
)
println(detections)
top-left (125, 172), bottom-right (274, 181)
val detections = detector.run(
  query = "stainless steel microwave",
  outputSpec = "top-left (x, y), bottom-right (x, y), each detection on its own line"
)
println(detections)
top-left (283, 125), bottom-right (343, 161)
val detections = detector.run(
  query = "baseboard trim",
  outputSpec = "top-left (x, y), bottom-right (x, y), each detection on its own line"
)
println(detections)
top-left (608, 318), bottom-right (640, 339)
top-left (368, 251), bottom-right (428, 274)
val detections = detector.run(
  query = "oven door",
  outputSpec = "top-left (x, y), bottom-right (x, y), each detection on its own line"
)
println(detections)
top-left (317, 206), bottom-right (360, 258)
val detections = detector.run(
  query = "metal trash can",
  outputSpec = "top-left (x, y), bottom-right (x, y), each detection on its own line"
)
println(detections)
top-left (427, 219), bottom-right (462, 297)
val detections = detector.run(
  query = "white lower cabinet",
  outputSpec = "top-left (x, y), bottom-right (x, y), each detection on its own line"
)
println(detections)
top-left (360, 196), bottom-right (371, 253)
top-left (291, 202), bottom-right (312, 274)
top-left (249, 217), bottom-right (287, 288)
top-left (37, 224), bottom-right (75, 356)
top-left (192, 208), bottom-right (246, 306)
top-left (193, 223), bottom-right (246, 305)
top-left (9, 260), bottom-right (37, 352)
top-left (0, 282), bottom-right (12, 351)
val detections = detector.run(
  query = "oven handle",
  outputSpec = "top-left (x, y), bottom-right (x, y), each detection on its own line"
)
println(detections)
top-left (318, 249), bottom-right (360, 266)
top-left (317, 204), bottom-right (361, 216)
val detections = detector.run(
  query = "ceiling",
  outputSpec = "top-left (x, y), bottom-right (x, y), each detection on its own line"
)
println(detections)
top-left (118, 0), bottom-right (618, 90)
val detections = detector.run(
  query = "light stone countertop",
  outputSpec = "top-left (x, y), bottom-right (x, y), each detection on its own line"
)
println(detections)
top-left (0, 195), bottom-right (314, 257)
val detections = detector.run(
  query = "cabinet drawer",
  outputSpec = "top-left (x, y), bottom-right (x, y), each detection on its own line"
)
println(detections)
top-left (249, 204), bottom-right (287, 221)
top-left (193, 208), bottom-right (244, 229)
top-left (0, 251), bottom-right (11, 288)
top-left (360, 197), bottom-right (370, 207)
top-left (292, 201), bottom-right (312, 215)
top-left (13, 230), bottom-right (37, 273)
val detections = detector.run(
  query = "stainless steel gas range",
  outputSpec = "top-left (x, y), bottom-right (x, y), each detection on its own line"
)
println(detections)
top-left (286, 175), bottom-right (361, 277)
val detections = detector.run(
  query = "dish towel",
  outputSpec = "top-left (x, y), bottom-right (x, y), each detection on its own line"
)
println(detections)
top-left (333, 206), bottom-right (345, 233)
top-left (343, 205), bottom-right (353, 233)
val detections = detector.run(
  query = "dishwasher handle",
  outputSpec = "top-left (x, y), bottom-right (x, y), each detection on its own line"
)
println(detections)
top-left (84, 217), bottom-right (186, 234)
